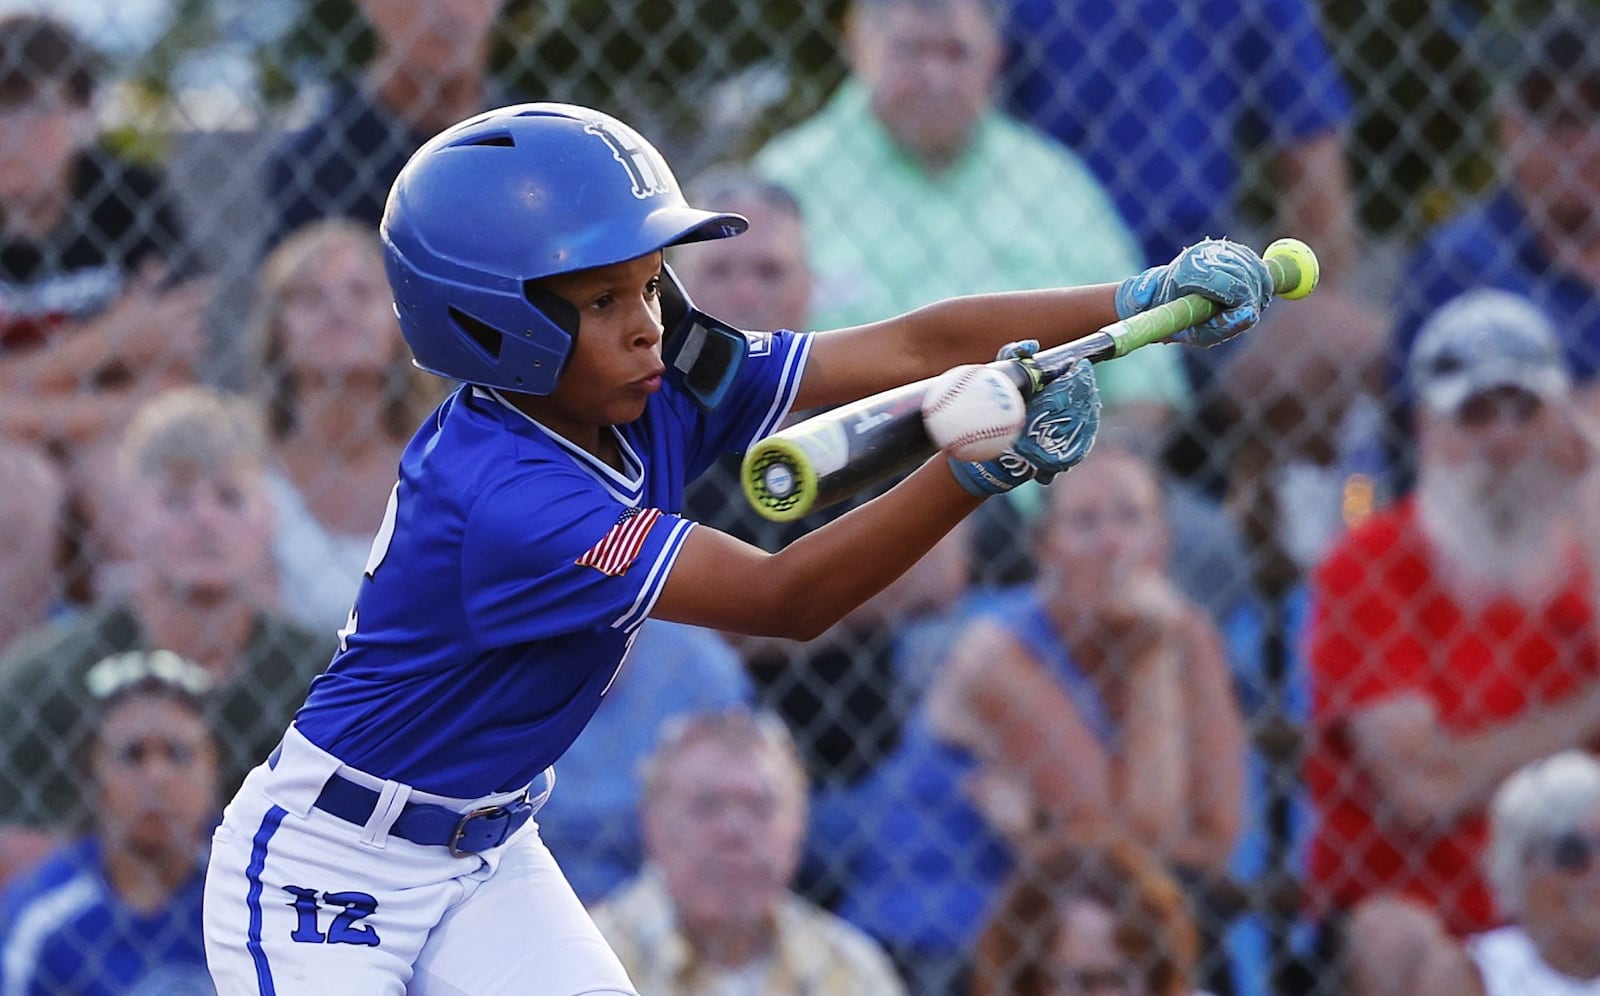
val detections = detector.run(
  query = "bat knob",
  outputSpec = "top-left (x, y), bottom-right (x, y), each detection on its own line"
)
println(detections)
top-left (741, 438), bottom-right (820, 522)
top-left (763, 463), bottom-right (796, 499)
top-left (1264, 238), bottom-right (1320, 300)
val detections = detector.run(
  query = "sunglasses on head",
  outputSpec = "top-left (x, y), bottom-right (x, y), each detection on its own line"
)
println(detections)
top-left (1541, 830), bottom-right (1600, 874)
top-left (1455, 389), bottom-right (1543, 429)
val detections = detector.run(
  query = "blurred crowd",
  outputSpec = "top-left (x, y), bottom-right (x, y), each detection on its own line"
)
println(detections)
top-left (1, 0), bottom-right (1599, 993)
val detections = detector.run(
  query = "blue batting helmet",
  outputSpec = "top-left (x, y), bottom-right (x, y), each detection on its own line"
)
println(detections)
top-left (380, 103), bottom-right (748, 395)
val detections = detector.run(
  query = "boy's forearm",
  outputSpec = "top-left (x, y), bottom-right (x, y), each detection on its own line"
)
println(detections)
top-left (767, 458), bottom-right (981, 640)
top-left (905, 286), bottom-right (1121, 375)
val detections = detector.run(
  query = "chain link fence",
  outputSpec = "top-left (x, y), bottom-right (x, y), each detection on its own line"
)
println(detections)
top-left (0, 0), bottom-right (1598, 993)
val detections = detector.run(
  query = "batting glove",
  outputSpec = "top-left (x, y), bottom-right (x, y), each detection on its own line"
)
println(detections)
top-left (1114, 237), bottom-right (1274, 347)
top-left (949, 355), bottom-right (1100, 497)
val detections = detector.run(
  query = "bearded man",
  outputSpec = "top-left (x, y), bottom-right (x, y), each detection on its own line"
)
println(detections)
top-left (1300, 288), bottom-right (1600, 995)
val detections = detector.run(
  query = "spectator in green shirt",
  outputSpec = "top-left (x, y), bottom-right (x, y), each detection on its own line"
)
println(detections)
top-left (753, 0), bottom-right (1190, 436)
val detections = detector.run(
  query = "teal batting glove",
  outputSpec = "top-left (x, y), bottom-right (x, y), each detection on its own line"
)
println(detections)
top-left (1114, 237), bottom-right (1274, 347)
top-left (949, 357), bottom-right (1100, 497)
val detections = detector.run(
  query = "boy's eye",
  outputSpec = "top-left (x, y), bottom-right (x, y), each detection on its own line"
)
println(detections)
top-left (645, 276), bottom-right (661, 298)
top-left (590, 293), bottom-right (614, 310)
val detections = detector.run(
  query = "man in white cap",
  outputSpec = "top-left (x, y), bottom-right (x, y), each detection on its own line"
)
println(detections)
top-left (1302, 288), bottom-right (1600, 995)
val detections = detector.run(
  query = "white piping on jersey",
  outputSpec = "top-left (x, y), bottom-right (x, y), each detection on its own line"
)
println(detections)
top-left (746, 333), bottom-right (813, 451)
top-left (475, 387), bottom-right (645, 502)
top-left (2, 873), bottom-right (99, 996)
top-left (611, 517), bottom-right (695, 632)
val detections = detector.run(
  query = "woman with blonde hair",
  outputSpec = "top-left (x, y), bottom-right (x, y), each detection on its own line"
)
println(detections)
top-left (245, 219), bottom-right (445, 632)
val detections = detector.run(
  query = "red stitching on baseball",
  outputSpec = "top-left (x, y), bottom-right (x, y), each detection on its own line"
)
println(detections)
top-left (923, 368), bottom-right (982, 419)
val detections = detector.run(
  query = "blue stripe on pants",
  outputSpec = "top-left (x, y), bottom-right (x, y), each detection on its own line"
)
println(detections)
top-left (246, 806), bottom-right (288, 995)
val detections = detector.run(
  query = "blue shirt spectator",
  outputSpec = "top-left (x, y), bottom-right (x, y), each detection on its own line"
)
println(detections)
top-left (1384, 10), bottom-right (1600, 487)
top-left (262, 83), bottom-right (426, 249)
top-left (1390, 191), bottom-right (1600, 396)
top-left (0, 651), bottom-right (220, 996)
top-left (0, 838), bottom-right (211, 996)
top-left (1001, 0), bottom-right (1356, 271)
top-left (260, 0), bottom-right (509, 248)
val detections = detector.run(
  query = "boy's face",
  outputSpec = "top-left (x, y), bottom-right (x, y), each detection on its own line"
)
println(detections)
top-left (525, 252), bottom-right (667, 435)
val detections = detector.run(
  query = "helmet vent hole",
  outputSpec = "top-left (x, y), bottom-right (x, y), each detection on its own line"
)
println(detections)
top-left (450, 132), bottom-right (516, 148)
top-left (448, 308), bottom-right (504, 359)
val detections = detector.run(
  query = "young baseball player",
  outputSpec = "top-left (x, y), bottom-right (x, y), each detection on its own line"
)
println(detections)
top-left (201, 102), bottom-right (1274, 994)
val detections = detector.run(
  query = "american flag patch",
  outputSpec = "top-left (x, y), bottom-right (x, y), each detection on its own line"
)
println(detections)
top-left (575, 507), bottom-right (662, 577)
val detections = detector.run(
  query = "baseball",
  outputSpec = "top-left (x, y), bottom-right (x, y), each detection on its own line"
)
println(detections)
top-left (921, 364), bottom-right (1027, 462)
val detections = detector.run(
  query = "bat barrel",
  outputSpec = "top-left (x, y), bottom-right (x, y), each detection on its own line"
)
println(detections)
top-left (741, 385), bottom-right (936, 522)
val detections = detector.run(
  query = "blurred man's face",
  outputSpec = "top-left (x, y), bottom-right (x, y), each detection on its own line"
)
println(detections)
top-left (1501, 84), bottom-right (1600, 255)
top-left (1423, 387), bottom-right (1560, 514)
top-left (1417, 387), bottom-right (1580, 602)
top-left (644, 738), bottom-right (805, 934)
top-left (130, 462), bottom-right (275, 603)
top-left (674, 199), bottom-right (812, 332)
top-left (93, 694), bottom-right (218, 867)
top-left (849, 0), bottom-right (1001, 170)
top-left (1047, 898), bottom-right (1144, 996)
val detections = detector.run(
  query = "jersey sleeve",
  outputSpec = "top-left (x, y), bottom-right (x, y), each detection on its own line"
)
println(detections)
top-left (461, 467), bottom-right (696, 645)
top-left (679, 329), bottom-right (812, 478)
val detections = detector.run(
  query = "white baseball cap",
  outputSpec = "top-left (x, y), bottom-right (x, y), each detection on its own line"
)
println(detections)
top-left (1408, 289), bottom-right (1570, 415)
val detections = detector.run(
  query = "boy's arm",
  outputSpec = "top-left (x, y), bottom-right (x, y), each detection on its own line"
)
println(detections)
top-left (792, 285), bottom-right (1119, 413)
top-left (792, 236), bottom-right (1274, 412)
top-left (658, 454), bottom-right (982, 641)
top-left (658, 344), bottom-right (1101, 639)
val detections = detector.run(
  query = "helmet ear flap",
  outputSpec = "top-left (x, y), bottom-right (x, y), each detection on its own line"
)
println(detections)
top-left (660, 264), bottom-right (749, 410)
top-left (524, 283), bottom-right (580, 344)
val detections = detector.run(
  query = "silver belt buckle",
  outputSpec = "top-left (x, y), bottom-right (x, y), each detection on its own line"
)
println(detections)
top-left (448, 805), bottom-right (507, 857)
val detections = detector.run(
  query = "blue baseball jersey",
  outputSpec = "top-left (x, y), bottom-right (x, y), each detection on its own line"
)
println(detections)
top-left (0, 838), bottom-right (213, 996)
top-left (293, 330), bottom-right (811, 797)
